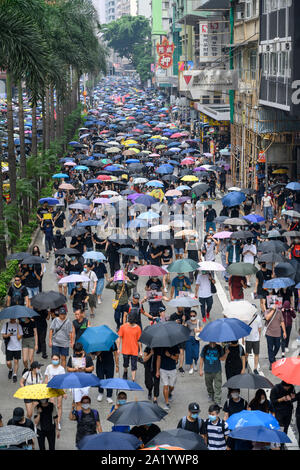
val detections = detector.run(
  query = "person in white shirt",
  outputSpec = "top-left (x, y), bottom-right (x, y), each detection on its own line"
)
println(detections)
top-left (243, 313), bottom-right (263, 374)
top-left (81, 263), bottom-right (98, 317)
top-left (261, 192), bottom-right (274, 221)
top-left (195, 271), bottom-right (216, 323)
top-left (44, 353), bottom-right (66, 430)
top-left (242, 238), bottom-right (257, 287)
top-left (1, 319), bottom-right (23, 383)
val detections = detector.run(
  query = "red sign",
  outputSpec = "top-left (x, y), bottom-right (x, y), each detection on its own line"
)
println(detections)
top-left (258, 150), bottom-right (266, 163)
top-left (184, 75), bottom-right (192, 85)
top-left (156, 37), bottom-right (174, 69)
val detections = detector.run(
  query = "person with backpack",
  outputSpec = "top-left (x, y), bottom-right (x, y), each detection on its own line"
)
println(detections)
top-left (72, 396), bottom-right (102, 448)
top-left (223, 340), bottom-right (246, 380)
top-left (202, 404), bottom-right (229, 450)
top-left (67, 342), bottom-right (94, 413)
top-left (123, 293), bottom-right (153, 329)
top-left (34, 398), bottom-right (60, 450)
top-left (1, 318), bottom-right (23, 383)
top-left (6, 275), bottom-right (29, 308)
top-left (223, 388), bottom-right (248, 421)
top-left (19, 361), bottom-right (43, 419)
top-left (199, 341), bottom-right (226, 406)
top-left (106, 272), bottom-right (136, 331)
top-left (289, 236), bottom-right (300, 260)
top-left (177, 402), bottom-right (205, 436)
top-left (71, 308), bottom-right (90, 350)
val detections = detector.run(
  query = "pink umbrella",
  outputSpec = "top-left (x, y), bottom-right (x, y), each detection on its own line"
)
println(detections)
top-left (213, 231), bottom-right (233, 239)
top-left (64, 161), bottom-right (76, 166)
top-left (133, 265), bottom-right (168, 276)
top-left (181, 158), bottom-right (194, 165)
top-left (170, 133), bottom-right (184, 138)
top-left (203, 153), bottom-right (212, 157)
top-left (59, 183), bottom-right (75, 190)
top-left (165, 189), bottom-right (182, 197)
top-left (149, 153), bottom-right (160, 157)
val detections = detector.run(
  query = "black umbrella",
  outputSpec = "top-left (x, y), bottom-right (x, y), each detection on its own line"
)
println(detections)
top-left (0, 305), bottom-right (39, 320)
top-left (107, 401), bottom-right (167, 426)
top-left (257, 252), bottom-right (284, 264)
top-left (118, 248), bottom-right (140, 257)
top-left (230, 231), bottom-right (255, 240)
top-left (31, 291), bottom-right (67, 310)
top-left (274, 262), bottom-right (296, 279)
top-left (6, 252), bottom-right (31, 261)
top-left (162, 175), bottom-right (178, 183)
top-left (215, 216), bottom-right (228, 224)
top-left (65, 227), bottom-right (87, 237)
top-left (282, 231), bottom-right (300, 238)
top-left (192, 184), bottom-right (209, 197)
top-left (20, 256), bottom-right (47, 265)
top-left (222, 373), bottom-right (274, 390)
top-left (108, 234), bottom-right (135, 245)
top-left (54, 248), bottom-right (80, 256)
top-left (257, 240), bottom-right (288, 253)
top-left (146, 429), bottom-right (208, 451)
top-left (149, 236), bottom-right (175, 247)
top-left (140, 322), bottom-right (190, 348)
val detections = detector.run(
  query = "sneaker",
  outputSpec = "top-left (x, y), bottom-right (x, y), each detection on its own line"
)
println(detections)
top-left (163, 403), bottom-right (170, 411)
top-left (97, 393), bottom-right (103, 402)
top-left (153, 399), bottom-right (158, 405)
top-left (189, 368), bottom-right (194, 375)
top-left (253, 369), bottom-right (259, 375)
top-left (282, 353), bottom-right (285, 358)
top-left (269, 364), bottom-right (272, 370)
top-left (202, 317), bottom-right (206, 323)
top-left (123, 371), bottom-right (128, 380)
top-left (178, 367), bottom-right (185, 375)
top-left (8, 370), bottom-right (13, 380)
top-left (13, 375), bottom-right (17, 383)
top-left (285, 348), bottom-right (289, 353)
top-left (106, 397), bottom-right (113, 404)
top-left (42, 354), bottom-right (48, 359)
top-left (193, 364), bottom-right (198, 371)
top-left (148, 393), bottom-right (152, 400)
top-left (98, 299), bottom-right (102, 304)
top-left (206, 312), bottom-right (210, 320)
top-left (164, 287), bottom-right (168, 293)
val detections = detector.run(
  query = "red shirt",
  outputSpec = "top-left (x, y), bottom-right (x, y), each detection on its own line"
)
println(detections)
top-left (229, 276), bottom-right (246, 300)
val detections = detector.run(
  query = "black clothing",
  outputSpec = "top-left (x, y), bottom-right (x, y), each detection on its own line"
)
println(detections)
top-left (130, 424), bottom-right (161, 445)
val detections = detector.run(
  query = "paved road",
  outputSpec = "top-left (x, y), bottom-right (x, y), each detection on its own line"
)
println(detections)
top-left (0, 191), bottom-right (299, 449)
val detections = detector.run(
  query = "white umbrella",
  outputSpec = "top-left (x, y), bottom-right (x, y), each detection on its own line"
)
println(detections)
top-left (100, 190), bottom-right (119, 196)
top-left (132, 178), bottom-right (148, 184)
top-left (167, 297), bottom-right (199, 308)
top-left (174, 229), bottom-right (198, 238)
top-left (228, 187), bottom-right (241, 191)
top-left (222, 300), bottom-right (257, 323)
top-left (147, 225), bottom-right (170, 233)
top-left (198, 261), bottom-right (225, 272)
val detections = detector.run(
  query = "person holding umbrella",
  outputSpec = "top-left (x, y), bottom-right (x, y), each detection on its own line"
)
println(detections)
top-left (156, 343), bottom-right (180, 411)
top-left (7, 407), bottom-right (35, 449)
top-left (19, 361), bottom-right (43, 419)
top-left (195, 270), bottom-right (216, 323)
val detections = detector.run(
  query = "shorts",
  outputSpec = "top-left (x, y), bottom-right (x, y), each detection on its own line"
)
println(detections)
top-left (22, 337), bottom-right (35, 349)
top-left (123, 355), bottom-right (138, 371)
top-left (72, 387), bottom-right (90, 403)
top-left (6, 350), bottom-right (21, 361)
top-left (174, 248), bottom-right (184, 255)
top-left (24, 399), bottom-right (36, 404)
top-left (26, 286), bottom-right (39, 299)
top-left (88, 293), bottom-right (97, 309)
top-left (245, 341), bottom-right (260, 355)
top-left (52, 345), bottom-right (69, 357)
top-left (178, 342), bottom-right (186, 350)
top-left (160, 368), bottom-right (177, 387)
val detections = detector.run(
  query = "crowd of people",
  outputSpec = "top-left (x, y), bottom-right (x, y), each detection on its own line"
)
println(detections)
top-left (1, 76), bottom-right (300, 451)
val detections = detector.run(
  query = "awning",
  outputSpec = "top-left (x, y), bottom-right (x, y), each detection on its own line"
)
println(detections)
top-left (194, 103), bottom-right (230, 121)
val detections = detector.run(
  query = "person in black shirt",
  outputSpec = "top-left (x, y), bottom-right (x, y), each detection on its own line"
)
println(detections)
top-left (53, 209), bottom-right (66, 231)
top-left (7, 407), bottom-right (35, 449)
top-left (6, 276), bottom-right (29, 307)
top-left (144, 347), bottom-right (160, 403)
top-left (270, 381), bottom-right (295, 435)
top-left (70, 283), bottom-right (89, 312)
top-left (35, 309), bottom-right (49, 358)
top-left (66, 257), bottom-right (83, 296)
top-left (156, 345), bottom-right (180, 411)
top-left (70, 235), bottom-right (85, 255)
top-left (105, 241), bottom-right (120, 277)
top-left (92, 234), bottom-right (106, 254)
top-left (21, 264), bottom-right (41, 301)
top-left (223, 388), bottom-right (248, 420)
top-left (71, 308), bottom-right (90, 348)
top-left (34, 399), bottom-right (59, 450)
top-left (83, 229), bottom-right (94, 252)
top-left (93, 261), bottom-right (108, 304)
top-left (204, 205), bottom-right (217, 233)
top-left (19, 317), bottom-right (37, 374)
top-left (254, 262), bottom-right (272, 312)
top-left (95, 342), bottom-right (119, 404)
top-left (53, 230), bottom-right (67, 253)
top-left (177, 402), bottom-right (205, 436)
top-left (149, 244), bottom-right (163, 266)
top-left (130, 423), bottom-right (161, 445)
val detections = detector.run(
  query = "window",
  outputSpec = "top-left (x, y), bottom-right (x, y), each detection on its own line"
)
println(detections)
top-left (245, 0), bottom-right (258, 18)
top-left (270, 52), bottom-right (278, 75)
top-left (250, 50), bottom-right (257, 80)
top-left (236, 51), bottom-right (242, 79)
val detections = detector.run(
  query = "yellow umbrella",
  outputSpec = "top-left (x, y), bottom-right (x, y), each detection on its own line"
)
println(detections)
top-left (272, 169), bottom-right (288, 174)
top-left (129, 148), bottom-right (140, 153)
top-left (181, 175), bottom-right (199, 182)
top-left (124, 140), bottom-right (138, 146)
top-left (150, 188), bottom-right (165, 202)
top-left (174, 229), bottom-right (198, 238)
top-left (14, 384), bottom-right (65, 399)
top-left (155, 145), bottom-right (167, 149)
top-left (151, 135), bottom-right (163, 139)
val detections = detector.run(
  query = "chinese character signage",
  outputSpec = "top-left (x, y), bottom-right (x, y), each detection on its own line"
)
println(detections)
top-left (199, 21), bottom-right (228, 63)
top-left (156, 38), bottom-right (174, 69)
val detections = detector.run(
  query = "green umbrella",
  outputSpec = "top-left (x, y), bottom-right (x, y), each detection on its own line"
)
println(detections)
top-left (167, 258), bottom-right (199, 273)
top-left (227, 263), bottom-right (258, 276)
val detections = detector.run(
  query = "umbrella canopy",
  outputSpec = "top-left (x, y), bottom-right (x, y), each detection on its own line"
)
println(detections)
top-left (143, 445), bottom-right (185, 450)
top-left (243, 214), bottom-right (265, 223)
top-left (167, 297), bottom-right (199, 308)
top-left (14, 384), bottom-right (64, 399)
top-left (222, 373), bottom-right (274, 390)
top-left (107, 401), bottom-right (167, 426)
top-left (167, 259), bottom-right (199, 273)
top-left (229, 426), bottom-right (291, 444)
top-left (79, 325), bottom-right (118, 353)
top-left (258, 252), bottom-right (284, 264)
top-left (82, 251), bottom-right (106, 261)
top-left (212, 231), bottom-right (232, 239)
top-left (0, 305), bottom-right (39, 320)
top-left (6, 252), bottom-right (31, 261)
top-left (222, 191), bottom-right (246, 207)
top-left (226, 410), bottom-right (279, 430)
top-left (78, 432), bottom-right (141, 450)
top-left (272, 357), bottom-right (300, 385)
top-left (20, 255), bottom-right (47, 265)
top-left (133, 265), bottom-right (167, 276)
top-left (199, 318), bottom-right (252, 342)
top-left (263, 277), bottom-right (295, 290)
top-left (31, 291), bottom-right (67, 310)
top-left (224, 218), bottom-right (249, 226)
top-left (227, 263), bottom-right (258, 276)
top-left (222, 300), bottom-right (257, 323)
top-left (257, 240), bottom-right (289, 253)
top-left (58, 274), bottom-right (90, 284)
top-left (146, 429), bottom-right (207, 451)
top-left (0, 426), bottom-right (36, 447)
top-left (54, 248), bottom-right (80, 256)
top-left (281, 210), bottom-right (300, 218)
top-left (274, 262), bottom-right (296, 278)
top-left (230, 231), bottom-right (254, 240)
top-left (47, 372), bottom-right (100, 389)
top-left (99, 378), bottom-right (143, 391)
top-left (140, 322), bottom-right (190, 348)
top-left (198, 261), bottom-right (225, 272)
top-left (39, 197), bottom-right (59, 205)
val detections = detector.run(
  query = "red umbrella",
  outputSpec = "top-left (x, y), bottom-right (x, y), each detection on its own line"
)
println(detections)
top-left (181, 158), bottom-right (195, 165)
top-left (132, 128), bottom-right (142, 133)
top-left (133, 265), bottom-right (168, 277)
top-left (100, 130), bottom-right (109, 134)
top-left (170, 133), bottom-right (184, 138)
top-left (272, 357), bottom-right (300, 385)
top-left (97, 175), bottom-right (113, 181)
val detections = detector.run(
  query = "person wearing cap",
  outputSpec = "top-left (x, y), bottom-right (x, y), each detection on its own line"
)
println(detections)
top-left (7, 407), bottom-right (35, 449)
top-left (123, 293), bottom-right (153, 328)
top-left (19, 361), bottom-right (43, 419)
top-left (202, 404), bottom-right (229, 450)
top-left (177, 403), bottom-right (205, 437)
top-left (49, 307), bottom-right (72, 369)
top-left (117, 312), bottom-right (142, 382)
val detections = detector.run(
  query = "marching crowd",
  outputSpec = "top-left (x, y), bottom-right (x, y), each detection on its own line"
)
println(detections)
top-left (1, 77), bottom-right (300, 451)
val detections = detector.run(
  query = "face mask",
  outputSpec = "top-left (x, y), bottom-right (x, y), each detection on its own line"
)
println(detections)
top-left (191, 413), bottom-right (199, 419)
top-left (21, 318), bottom-right (27, 322)
top-left (208, 415), bottom-right (217, 422)
top-left (71, 257), bottom-right (76, 261)
top-left (29, 265), bottom-right (33, 269)
top-left (260, 398), bottom-right (266, 404)
top-left (273, 220), bottom-right (277, 224)
top-left (207, 240), bottom-right (212, 244)
top-left (81, 403), bottom-right (90, 410)
top-left (83, 268), bottom-right (87, 272)
top-left (118, 400), bottom-right (126, 405)
top-left (231, 393), bottom-right (239, 399)
top-left (52, 360), bottom-right (59, 366)
top-left (232, 240), bottom-right (237, 244)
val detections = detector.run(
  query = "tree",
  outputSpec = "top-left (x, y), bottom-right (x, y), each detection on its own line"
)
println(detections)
top-left (101, 15), bottom-right (153, 84)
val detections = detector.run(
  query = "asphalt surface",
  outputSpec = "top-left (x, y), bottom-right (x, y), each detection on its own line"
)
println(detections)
top-left (0, 190), bottom-right (299, 450)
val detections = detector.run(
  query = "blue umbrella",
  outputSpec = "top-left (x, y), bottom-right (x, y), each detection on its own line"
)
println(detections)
top-left (145, 180), bottom-right (164, 188)
top-left (176, 185), bottom-right (191, 191)
top-left (52, 173), bottom-right (69, 179)
top-left (135, 194), bottom-right (157, 206)
top-left (168, 147), bottom-right (181, 152)
top-left (137, 211), bottom-right (160, 220)
top-left (145, 162), bottom-right (154, 167)
top-left (125, 159), bottom-right (140, 164)
top-left (99, 378), bottom-right (143, 391)
top-left (0, 305), bottom-right (39, 320)
top-left (243, 214), bottom-right (265, 223)
top-left (125, 219), bottom-right (148, 228)
top-left (85, 179), bottom-right (100, 185)
top-left (78, 432), bottom-right (140, 450)
top-left (74, 165), bottom-right (89, 171)
top-left (263, 277), bottom-right (295, 290)
top-left (68, 141), bottom-right (80, 146)
top-left (286, 182), bottom-right (300, 191)
top-left (167, 142), bottom-right (181, 147)
top-left (199, 318), bottom-right (252, 342)
top-left (229, 426), bottom-right (291, 444)
top-left (226, 410), bottom-right (280, 431)
top-left (82, 251), bottom-right (106, 261)
top-left (47, 372), bottom-right (100, 389)
top-left (39, 197), bottom-right (59, 205)
top-left (77, 220), bottom-right (101, 227)
top-left (156, 164), bottom-right (174, 174)
top-left (222, 191), bottom-right (246, 207)
top-left (74, 199), bottom-right (91, 206)
top-left (79, 325), bottom-right (118, 353)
